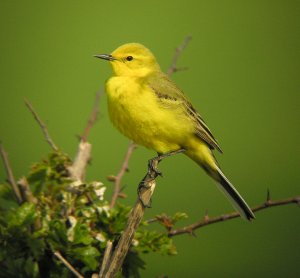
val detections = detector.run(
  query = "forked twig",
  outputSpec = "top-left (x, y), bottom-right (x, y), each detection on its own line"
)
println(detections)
top-left (167, 35), bottom-right (192, 76)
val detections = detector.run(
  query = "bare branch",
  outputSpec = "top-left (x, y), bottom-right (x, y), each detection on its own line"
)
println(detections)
top-left (18, 176), bottom-right (37, 204)
top-left (103, 176), bottom-right (156, 277)
top-left (24, 99), bottom-right (58, 151)
top-left (0, 142), bottom-right (22, 204)
top-left (103, 149), bottom-right (185, 277)
top-left (68, 141), bottom-right (92, 181)
top-left (168, 194), bottom-right (300, 237)
top-left (53, 250), bottom-right (84, 278)
top-left (81, 91), bottom-right (102, 142)
top-left (99, 240), bottom-right (113, 278)
top-left (110, 142), bottom-right (137, 208)
top-left (167, 35), bottom-right (192, 76)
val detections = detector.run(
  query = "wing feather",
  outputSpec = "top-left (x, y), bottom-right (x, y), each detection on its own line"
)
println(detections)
top-left (148, 73), bottom-right (222, 153)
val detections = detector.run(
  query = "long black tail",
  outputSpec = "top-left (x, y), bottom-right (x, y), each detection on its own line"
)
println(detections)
top-left (216, 168), bottom-right (255, 221)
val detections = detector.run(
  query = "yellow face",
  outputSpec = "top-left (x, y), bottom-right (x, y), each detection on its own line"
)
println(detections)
top-left (96, 43), bottom-right (161, 77)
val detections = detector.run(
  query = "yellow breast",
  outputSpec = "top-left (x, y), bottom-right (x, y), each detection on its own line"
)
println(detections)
top-left (105, 76), bottom-right (193, 153)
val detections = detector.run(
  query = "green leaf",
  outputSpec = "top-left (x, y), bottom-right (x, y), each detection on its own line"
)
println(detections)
top-left (71, 246), bottom-right (100, 270)
top-left (0, 148), bottom-right (184, 277)
top-left (47, 220), bottom-right (68, 250)
top-left (27, 151), bottom-right (72, 194)
top-left (0, 183), bottom-right (19, 211)
top-left (135, 230), bottom-right (177, 256)
top-left (24, 257), bottom-right (39, 278)
top-left (27, 164), bottom-right (49, 194)
top-left (27, 236), bottom-right (46, 259)
top-left (172, 212), bottom-right (188, 223)
top-left (8, 202), bottom-right (36, 229)
top-left (72, 223), bottom-right (94, 245)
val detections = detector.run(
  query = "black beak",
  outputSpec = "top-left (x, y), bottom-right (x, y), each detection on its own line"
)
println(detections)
top-left (94, 54), bottom-right (116, 61)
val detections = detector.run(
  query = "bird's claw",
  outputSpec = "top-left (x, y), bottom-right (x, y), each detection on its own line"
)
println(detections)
top-left (148, 158), bottom-right (163, 177)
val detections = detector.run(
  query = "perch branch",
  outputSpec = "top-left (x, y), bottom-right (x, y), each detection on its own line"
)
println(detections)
top-left (0, 143), bottom-right (22, 204)
top-left (103, 149), bottom-right (185, 278)
top-left (168, 194), bottom-right (300, 237)
top-left (167, 35), bottom-right (192, 76)
top-left (24, 99), bottom-right (58, 151)
top-left (53, 250), bottom-right (84, 278)
top-left (110, 142), bottom-right (137, 208)
top-left (103, 171), bottom-right (156, 277)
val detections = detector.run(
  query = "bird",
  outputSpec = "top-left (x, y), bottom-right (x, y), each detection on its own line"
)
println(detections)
top-left (94, 43), bottom-right (255, 220)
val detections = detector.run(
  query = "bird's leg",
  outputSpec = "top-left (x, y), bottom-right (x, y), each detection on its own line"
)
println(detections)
top-left (149, 148), bottom-right (186, 176)
top-left (148, 153), bottom-right (163, 177)
top-left (138, 148), bottom-right (185, 207)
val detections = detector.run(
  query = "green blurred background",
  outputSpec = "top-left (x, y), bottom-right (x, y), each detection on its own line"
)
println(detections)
top-left (0, 0), bottom-right (299, 277)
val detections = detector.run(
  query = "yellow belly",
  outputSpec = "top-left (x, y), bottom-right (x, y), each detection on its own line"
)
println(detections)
top-left (106, 76), bottom-right (194, 154)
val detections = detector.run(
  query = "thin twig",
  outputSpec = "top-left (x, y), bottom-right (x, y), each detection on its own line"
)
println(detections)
top-left (168, 194), bottom-right (300, 237)
top-left (110, 142), bottom-right (137, 208)
top-left (53, 250), bottom-right (84, 278)
top-left (24, 99), bottom-right (58, 151)
top-left (167, 35), bottom-right (192, 76)
top-left (68, 91), bottom-right (102, 181)
top-left (0, 143), bottom-right (22, 204)
top-left (99, 240), bottom-right (113, 278)
top-left (81, 91), bottom-right (102, 142)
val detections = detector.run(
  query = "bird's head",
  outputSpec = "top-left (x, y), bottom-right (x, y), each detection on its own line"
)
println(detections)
top-left (95, 43), bottom-right (161, 78)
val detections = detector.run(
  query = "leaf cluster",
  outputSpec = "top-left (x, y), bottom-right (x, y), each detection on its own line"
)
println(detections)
top-left (0, 151), bottom-right (184, 277)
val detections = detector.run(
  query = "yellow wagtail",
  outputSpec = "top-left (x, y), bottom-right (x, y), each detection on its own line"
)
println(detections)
top-left (95, 43), bottom-right (254, 220)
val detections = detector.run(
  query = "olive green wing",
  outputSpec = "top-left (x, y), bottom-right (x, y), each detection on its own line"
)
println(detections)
top-left (148, 73), bottom-right (222, 153)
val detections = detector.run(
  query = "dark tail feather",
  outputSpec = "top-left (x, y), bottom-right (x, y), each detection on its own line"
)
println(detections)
top-left (216, 168), bottom-right (255, 221)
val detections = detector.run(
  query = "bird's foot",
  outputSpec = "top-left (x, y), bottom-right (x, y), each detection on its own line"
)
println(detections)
top-left (137, 148), bottom-right (186, 208)
top-left (148, 148), bottom-right (186, 178)
top-left (148, 158), bottom-right (163, 177)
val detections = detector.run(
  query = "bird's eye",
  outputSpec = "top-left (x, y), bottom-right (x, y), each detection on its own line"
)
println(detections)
top-left (126, 56), bottom-right (133, 61)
